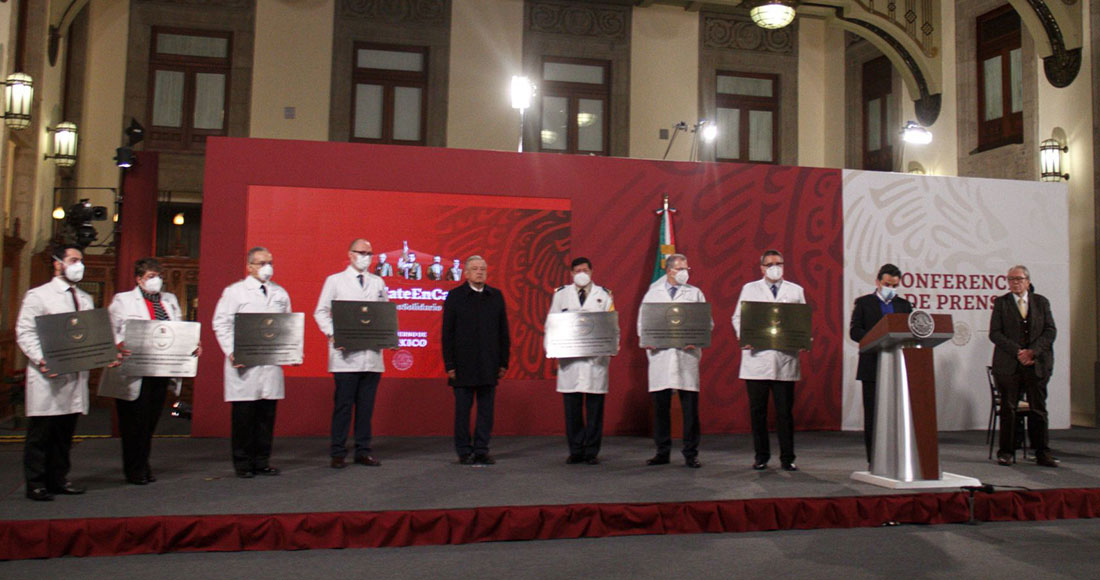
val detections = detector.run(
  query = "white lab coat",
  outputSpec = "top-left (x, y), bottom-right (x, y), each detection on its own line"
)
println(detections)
top-left (544, 283), bottom-right (615, 394)
top-left (313, 266), bottom-right (389, 373)
top-left (212, 276), bottom-right (292, 402)
top-left (15, 277), bottom-right (94, 416)
top-left (638, 279), bottom-right (711, 393)
top-left (731, 278), bottom-right (806, 381)
top-left (98, 287), bottom-right (185, 401)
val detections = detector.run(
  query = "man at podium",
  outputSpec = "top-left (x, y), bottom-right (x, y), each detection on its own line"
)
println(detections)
top-left (989, 265), bottom-right (1058, 468)
top-left (848, 263), bottom-right (912, 464)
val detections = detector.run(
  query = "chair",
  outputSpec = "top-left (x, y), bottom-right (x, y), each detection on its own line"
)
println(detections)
top-left (986, 366), bottom-right (1033, 461)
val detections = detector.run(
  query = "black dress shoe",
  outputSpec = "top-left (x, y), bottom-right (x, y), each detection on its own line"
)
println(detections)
top-left (996, 453), bottom-right (1013, 466)
top-left (254, 466), bottom-right (280, 476)
top-left (236, 470), bottom-right (255, 478)
top-left (144, 473), bottom-right (157, 483)
top-left (782, 462), bottom-right (798, 472)
top-left (1036, 454), bottom-right (1059, 468)
top-left (646, 455), bottom-right (670, 466)
top-left (355, 455), bottom-right (381, 467)
top-left (585, 457), bottom-right (600, 465)
top-left (566, 454), bottom-right (585, 464)
top-left (26, 487), bottom-right (54, 501)
top-left (685, 457), bottom-right (702, 469)
top-left (752, 462), bottom-right (768, 470)
top-left (458, 454), bottom-right (475, 465)
top-left (331, 457), bottom-right (346, 469)
top-left (473, 454), bottom-right (495, 465)
top-left (50, 482), bottom-right (86, 495)
top-left (126, 476), bottom-right (149, 485)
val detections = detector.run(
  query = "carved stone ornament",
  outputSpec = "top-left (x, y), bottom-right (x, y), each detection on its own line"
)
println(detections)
top-left (1025, 0), bottom-right (1081, 87)
top-left (702, 13), bottom-right (794, 54)
top-left (527, 0), bottom-right (628, 40)
top-left (340, 0), bottom-right (449, 26)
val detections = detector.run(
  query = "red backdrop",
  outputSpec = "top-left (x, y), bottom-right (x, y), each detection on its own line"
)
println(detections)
top-left (195, 138), bottom-right (843, 437)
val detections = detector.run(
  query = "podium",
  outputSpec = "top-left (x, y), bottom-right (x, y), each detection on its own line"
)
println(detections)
top-left (850, 312), bottom-right (981, 489)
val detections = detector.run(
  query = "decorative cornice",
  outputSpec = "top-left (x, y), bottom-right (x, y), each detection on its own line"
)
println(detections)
top-left (527, 0), bottom-right (628, 40)
top-left (702, 13), bottom-right (794, 55)
top-left (340, 0), bottom-right (449, 27)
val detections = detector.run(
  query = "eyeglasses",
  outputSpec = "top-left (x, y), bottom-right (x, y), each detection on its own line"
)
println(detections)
top-left (1007, 276), bottom-right (1029, 282)
top-left (250, 261), bottom-right (272, 267)
top-left (351, 250), bottom-right (373, 256)
top-left (763, 262), bottom-right (784, 267)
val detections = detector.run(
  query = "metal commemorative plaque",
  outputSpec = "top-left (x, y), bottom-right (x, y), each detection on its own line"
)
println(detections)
top-left (639, 303), bottom-right (712, 349)
top-left (35, 308), bottom-right (118, 374)
top-left (120, 320), bottom-right (201, 377)
top-left (544, 311), bottom-right (620, 358)
top-left (739, 301), bottom-right (812, 351)
top-left (232, 313), bottom-right (305, 366)
top-left (332, 301), bottom-right (399, 350)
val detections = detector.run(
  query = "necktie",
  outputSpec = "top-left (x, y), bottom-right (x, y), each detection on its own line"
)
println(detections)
top-left (669, 286), bottom-right (678, 299)
top-left (771, 284), bottom-right (778, 298)
top-left (578, 288), bottom-right (587, 306)
top-left (69, 287), bottom-right (80, 311)
top-left (358, 274), bottom-right (364, 288)
top-left (260, 284), bottom-right (267, 297)
top-left (1017, 297), bottom-right (1027, 318)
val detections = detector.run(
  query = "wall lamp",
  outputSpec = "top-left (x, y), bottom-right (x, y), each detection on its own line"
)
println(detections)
top-left (1039, 138), bottom-right (1069, 182)
top-left (900, 120), bottom-right (932, 145)
top-left (44, 122), bottom-right (78, 167)
top-left (2, 72), bottom-right (34, 130)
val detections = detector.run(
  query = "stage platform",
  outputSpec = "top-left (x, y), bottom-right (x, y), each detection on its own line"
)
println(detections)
top-left (1, 429), bottom-right (1098, 561)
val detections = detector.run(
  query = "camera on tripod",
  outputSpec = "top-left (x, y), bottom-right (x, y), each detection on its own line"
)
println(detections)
top-left (66, 198), bottom-right (108, 248)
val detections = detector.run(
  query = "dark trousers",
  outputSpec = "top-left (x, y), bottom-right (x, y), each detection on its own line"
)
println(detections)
top-left (995, 367), bottom-right (1050, 456)
top-left (24, 413), bottom-right (80, 490)
top-left (331, 372), bottom-right (381, 458)
top-left (652, 389), bottom-right (700, 459)
top-left (861, 380), bottom-right (877, 464)
top-left (563, 392), bottom-right (605, 459)
top-left (231, 399), bottom-right (278, 472)
top-left (115, 377), bottom-right (170, 480)
top-left (453, 385), bottom-right (495, 456)
top-left (746, 380), bottom-right (796, 464)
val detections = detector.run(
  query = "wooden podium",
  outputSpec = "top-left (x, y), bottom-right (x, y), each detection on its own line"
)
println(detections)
top-left (850, 312), bottom-right (981, 489)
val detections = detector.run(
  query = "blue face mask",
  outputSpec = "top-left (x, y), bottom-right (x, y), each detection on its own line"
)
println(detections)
top-left (880, 286), bottom-right (897, 301)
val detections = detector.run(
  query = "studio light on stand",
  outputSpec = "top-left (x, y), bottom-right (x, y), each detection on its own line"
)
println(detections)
top-left (44, 122), bottom-right (79, 167)
top-left (900, 120), bottom-right (932, 145)
top-left (1039, 138), bottom-right (1069, 182)
top-left (750, 1), bottom-right (797, 30)
top-left (689, 119), bottom-right (717, 162)
top-left (662, 121), bottom-right (689, 160)
top-left (2, 72), bottom-right (34, 130)
top-left (511, 76), bottom-right (535, 153)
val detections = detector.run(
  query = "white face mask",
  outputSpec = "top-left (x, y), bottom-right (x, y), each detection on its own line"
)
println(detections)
top-left (257, 264), bottom-right (274, 282)
top-left (765, 265), bottom-right (783, 282)
top-left (61, 261), bottom-right (85, 283)
top-left (354, 254), bottom-right (372, 271)
top-left (573, 271), bottom-right (591, 288)
top-left (879, 286), bottom-right (897, 301)
top-left (673, 269), bottom-right (689, 285)
top-left (142, 276), bottom-right (163, 294)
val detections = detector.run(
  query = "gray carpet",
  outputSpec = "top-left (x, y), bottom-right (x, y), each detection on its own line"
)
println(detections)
top-left (1, 429), bottom-right (1097, 521)
top-left (2, 519), bottom-right (1098, 579)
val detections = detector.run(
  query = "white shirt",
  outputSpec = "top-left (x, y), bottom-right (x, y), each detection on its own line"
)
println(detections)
top-left (313, 266), bottom-right (389, 373)
top-left (544, 283), bottom-right (615, 394)
top-left (15, 277), bottom-right (94, 416)
top-left (732, 278), bottom-right (806, 381)
top-left (212, 276), bottom-right (292, 402)
top-left (638, 278), bottom-right (711, 393)
top-left (98, 286), bottom-right (186, 400)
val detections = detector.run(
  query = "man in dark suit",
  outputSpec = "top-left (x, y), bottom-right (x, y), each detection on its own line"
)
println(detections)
top-left (441, 255), bottom-right (510, 465)
top-left (848, 263), bottom-right (913, 464)
top-left (989, 265), bottom-right (1057, 467)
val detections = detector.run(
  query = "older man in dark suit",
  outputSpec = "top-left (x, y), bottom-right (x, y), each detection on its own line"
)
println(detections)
top-left (848, 263), bottom-right (913, 464)
top-left (441, 255), bottom-right (510, 465)
top-left (989, 265), bottom-right (1057, 467)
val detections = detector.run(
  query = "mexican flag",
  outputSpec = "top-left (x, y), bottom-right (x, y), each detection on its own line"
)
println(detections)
top-left (651, 199), bottom-right (676, 282)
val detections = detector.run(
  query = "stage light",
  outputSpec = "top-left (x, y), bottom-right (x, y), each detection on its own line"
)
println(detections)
top-left (900, 121), bottom-right (932, 145)
top-left (125, 117), bottom-right (145, 146)
top-left (2, 72), bottom-right (33, 130)
top-left (44, 122), bottom-right (79, 167)
top-left (66, 198), bottom-right (108, 248)
top-left (1039, 138), bottom-right (1069, 182)
top-left (701, 123), bottom-right (718, 143)
top-left (173, 212), bottom-right (185, 226)
top-left (751, 1), bottom-right (797, 30)
top-left (115, 146), bottom-right (135, 168)
top-left (52, 206), bottom-right (65, 220)
top-left (511, 76), bottom-right (535, 153)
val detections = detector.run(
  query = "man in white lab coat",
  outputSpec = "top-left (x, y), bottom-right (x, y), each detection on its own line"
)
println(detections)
top-left (16, 244), bottom-right (97, 500)
top-left (314, 239), bottom-right (389, 469)
top-left (638, 253), bottom-right (709, 468)
top-left (545, 257), bottom-right (615, 465)
top-left (732, 250), bottom-right (806, 472)
top-left (212, 247), bottom-right (292, 478)
top-left (100, 257), bottom-right (197, 485)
